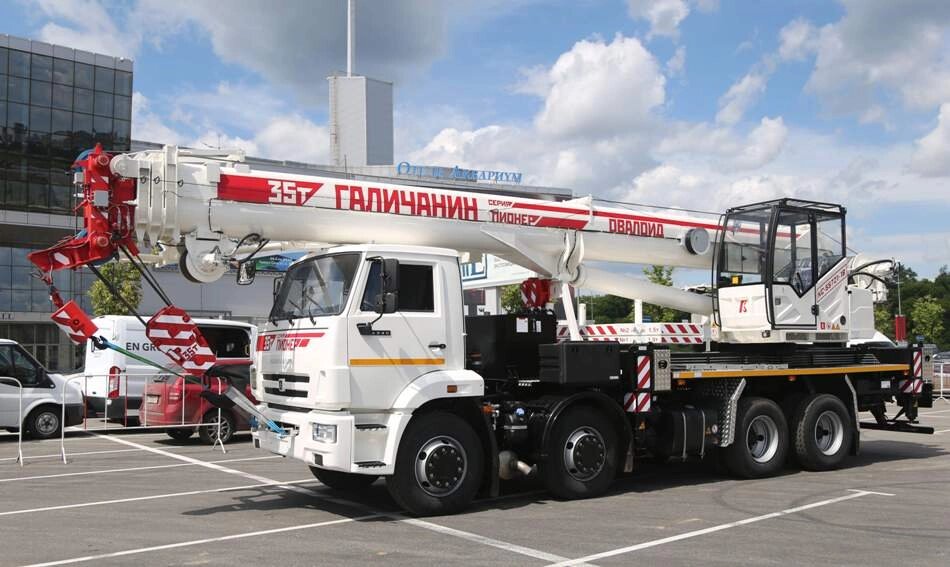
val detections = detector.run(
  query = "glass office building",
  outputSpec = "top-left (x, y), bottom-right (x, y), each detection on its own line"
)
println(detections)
top-left (0, 34), bottom-right (132, 370)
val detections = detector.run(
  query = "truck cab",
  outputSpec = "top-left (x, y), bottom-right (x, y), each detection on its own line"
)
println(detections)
top-left (0, 339), bottom-right (84, 438)
top-left (253, 245), bottom-right (483, 476)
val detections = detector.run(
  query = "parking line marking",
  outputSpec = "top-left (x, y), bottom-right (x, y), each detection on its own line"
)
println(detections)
top-left (918, 407), bottom-right (950, 415)
top-left (22, 514), bottom-right (384, 567)
top-left (401, 518), bottom-right (573, 563)
top-left (546, 490), bottom-right (891, 566)
top-left (87, 433), bottom-right (579, 564)
top-left (934, 428), bottom-right (950, 434)
top-left (0, 478), bottom-right (319, 517)
top-left (0, 455), bottom-right (280, 483)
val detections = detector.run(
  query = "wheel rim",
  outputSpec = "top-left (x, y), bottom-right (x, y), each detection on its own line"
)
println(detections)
top-left (35, 412), bottom-right (59, 436)
top-left (746, 415), bottom-right (779, 463)
top-left (562, 426), bottom-right (606, 481)
top-left (814, 410), bottom-right (844, 456)
top-left (206, 416), bottom-right (231, 441)
top-left (415, 436), bottom-right (467, 497)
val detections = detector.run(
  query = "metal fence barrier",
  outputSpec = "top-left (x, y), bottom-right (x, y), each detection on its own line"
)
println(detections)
top-left (0, 377), bottom-right (24, 466)
top-left (59, 373), bottom-right (227, 464)
top-left (935, 362), bottom-right (948, 403)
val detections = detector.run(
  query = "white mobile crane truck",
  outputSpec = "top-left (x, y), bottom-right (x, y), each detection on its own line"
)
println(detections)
top-left (29, 145), bottom-right (933, 515)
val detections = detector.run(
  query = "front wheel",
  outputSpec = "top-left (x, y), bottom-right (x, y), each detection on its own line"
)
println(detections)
top-left (310, 467), bottom-right (379, 491)
top-left (540, 406), bottom-right (618, 500)
top-left (27, 406), bottom-right (62, 439)
top-left (386, 412), bottom-right (483, 516)
top-left (198, 410), bottom-right (236, 444)
top-left (791, 394), bottom-right (853, 471)
top-left (723, 397), bottom-right (789, 478)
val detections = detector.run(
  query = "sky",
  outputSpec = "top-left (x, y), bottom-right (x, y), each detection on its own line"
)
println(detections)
top-left (4, 0), bottom-right (950, 279)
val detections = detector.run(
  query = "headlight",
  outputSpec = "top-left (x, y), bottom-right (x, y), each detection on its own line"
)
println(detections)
top-left (313, 423), bottom-right (337, 443)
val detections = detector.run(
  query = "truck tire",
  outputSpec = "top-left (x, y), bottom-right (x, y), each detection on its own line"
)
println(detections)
top-left (310, 467), bottom-right (379, 491)
top-left (723, 397), bottom-right (788, 478)
top-left (540, 406), bottom-right (618, 500)
top-left (386, 411), bottom-right (483, 516)
top-left (791, 394), bottom-right (852, 471)
top-left (27, 406), bottom-right (62, 440)
top-left (166, 428), bottom-right (194, 441)
top-left (198, 410), bottom-right (236, 445)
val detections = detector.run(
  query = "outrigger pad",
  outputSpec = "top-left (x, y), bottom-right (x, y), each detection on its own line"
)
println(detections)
top-left (146, 306), bottom-right (217, 376)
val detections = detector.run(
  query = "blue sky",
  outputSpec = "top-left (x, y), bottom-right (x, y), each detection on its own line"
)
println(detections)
top-left (5, 0), bottom-right (950, 278)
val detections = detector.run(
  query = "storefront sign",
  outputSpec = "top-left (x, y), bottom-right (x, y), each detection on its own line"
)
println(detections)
top-left (397, 161), bottom-right (523, 185)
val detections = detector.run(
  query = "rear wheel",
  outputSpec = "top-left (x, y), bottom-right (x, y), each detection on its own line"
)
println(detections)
top-left (198, 410), bottom-right (236, 444)
top-left (309, 467), bottom-right (378, 491)
top-left (386, 411), bottom-right (483, 516)
top-left (723, 397), bottom-right (788, 478)
top-left (166, 428), bottom-right (194, 441)
top-left (791, 394), bottom-right (852, 471)
top-left (27, 406), bottom-right (62, 440)
top-left (540, 406), bottom-right (618, 500)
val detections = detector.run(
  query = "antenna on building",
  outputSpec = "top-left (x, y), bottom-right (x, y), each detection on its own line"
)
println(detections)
top-left (347, 0), bottom-right (355, 77)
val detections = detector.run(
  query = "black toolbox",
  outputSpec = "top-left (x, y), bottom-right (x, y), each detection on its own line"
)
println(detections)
top-left (538, 341), bottom-right (621, 385)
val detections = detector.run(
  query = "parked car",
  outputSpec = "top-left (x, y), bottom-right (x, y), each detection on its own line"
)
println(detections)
top-left (140, 362), bottom-right (255, 444)
top-left (0, 339), bottom-right (84, 439)
top-left (82, 316), bottom-right (256, 422)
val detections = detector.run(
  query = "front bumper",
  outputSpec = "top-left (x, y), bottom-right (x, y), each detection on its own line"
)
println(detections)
top-left (252, 406), bottom-right (400, 475)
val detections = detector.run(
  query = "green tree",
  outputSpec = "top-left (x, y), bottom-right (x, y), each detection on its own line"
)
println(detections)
top-left (873, 305), bottom-right (895, 340)
top-left (89, 262), bottom-right (143, 316)
top-left (638, 265), bottom-right (686, 322)
top-left (910, 295), bottom-right (945, 343)
top-left (500, 284), bottom-right (524, 313)
top-left (580, 294), bottom-right (633, 323)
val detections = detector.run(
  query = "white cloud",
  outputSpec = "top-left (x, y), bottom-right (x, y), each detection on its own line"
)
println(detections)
top-left (910, 103), bottom-right (950, 177)
top-left (716, 73), bottom-right (767, 125)
top-left (777, 18), bottom-right (817, 62)
top-left (792, 1), bottom-right (950, 120)
top-left (131, 92), bottom-right (187, 145)
top-left (626, 0), bottom-right (690, 40)
top-left (534, 35), bottom-right (666, 139)
top-left (665, 46), bottom-right (686, 77)
top-left (657, 117), bottom-right (787, 172)
top-left (33, 0), bottom-right (139, 58)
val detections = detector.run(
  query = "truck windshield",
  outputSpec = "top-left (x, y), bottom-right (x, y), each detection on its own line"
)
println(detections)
top-left (270, 253), bottom-right (360, 321)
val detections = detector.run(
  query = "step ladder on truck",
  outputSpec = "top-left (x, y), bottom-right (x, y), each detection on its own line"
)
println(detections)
top-left (27, 144), bottom-right (933, 515)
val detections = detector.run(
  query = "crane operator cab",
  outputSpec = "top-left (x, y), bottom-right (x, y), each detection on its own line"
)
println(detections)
top-left (712, 199), bottom-right (862, 344)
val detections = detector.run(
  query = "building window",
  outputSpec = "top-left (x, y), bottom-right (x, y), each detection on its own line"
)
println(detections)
top-left (94, 66), bottom-right (114, 92)
top-left (30, 79), bottom-right (52, 107)
top-left (74, 62), bottom-right (93, 90)
top-left (52, 58), bottom-right (73, 85)
top-left (8, 50), bottom-right (30, 78)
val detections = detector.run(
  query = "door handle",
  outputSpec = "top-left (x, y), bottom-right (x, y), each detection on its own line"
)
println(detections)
top-left (428, 343), bottom-right (447, 350)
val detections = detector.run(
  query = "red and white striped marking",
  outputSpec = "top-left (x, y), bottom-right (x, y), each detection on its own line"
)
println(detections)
top-left (51, 300), bottom-right (98, 344)
top-left (900, 378), bottom-right (923, 394)
top-left (146, 306), bottom-right (217, 375)
top-left (624, 355), bottom-right (652, 413)
top-left (557, 323), bottom-right (704, 344)
top-left (913, 350), bottom-right (923, 378)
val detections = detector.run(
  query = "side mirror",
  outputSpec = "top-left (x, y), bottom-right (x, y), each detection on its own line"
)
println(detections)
top-left (375, 258), bottom-right (399, 314)
top-left (272, 276), bottom-right (284, 301)
top-left (237, 261), bottom-right (256, 285)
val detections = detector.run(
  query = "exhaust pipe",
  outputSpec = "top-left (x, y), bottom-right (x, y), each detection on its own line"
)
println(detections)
top-left (498, 450), bottom-right (535, 480)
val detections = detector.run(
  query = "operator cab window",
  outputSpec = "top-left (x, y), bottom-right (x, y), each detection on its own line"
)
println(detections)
top-left (362, 262), bottom-right (435, 312)
top-left (718, 207), bottom-right (771, 286)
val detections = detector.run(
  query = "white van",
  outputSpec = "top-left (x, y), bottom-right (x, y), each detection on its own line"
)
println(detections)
top-left (82, 316), bottom-right (257, 420)
top-left (0, 339), bottom-right (84, 438)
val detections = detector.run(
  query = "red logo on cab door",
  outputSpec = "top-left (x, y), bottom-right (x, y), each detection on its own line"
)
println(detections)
top-left (256, 332), bottom-right (325, 351)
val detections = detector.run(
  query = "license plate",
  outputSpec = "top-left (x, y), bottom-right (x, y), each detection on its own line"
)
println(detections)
top-left (146, 394), bottom-right (160, 404)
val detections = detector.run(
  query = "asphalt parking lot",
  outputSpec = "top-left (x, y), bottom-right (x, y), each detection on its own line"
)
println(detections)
top-left (2, 405), bottom-right (949, 567)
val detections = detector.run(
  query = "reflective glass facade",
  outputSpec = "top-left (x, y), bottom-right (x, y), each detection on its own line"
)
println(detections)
top-left (0, 44), bottom-right (132, 214)
top-left (0, 36), bottom-right (133, 371)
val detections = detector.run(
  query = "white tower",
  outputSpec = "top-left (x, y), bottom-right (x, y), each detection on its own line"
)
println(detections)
top-left (329, 0), bottom-right (394, 167)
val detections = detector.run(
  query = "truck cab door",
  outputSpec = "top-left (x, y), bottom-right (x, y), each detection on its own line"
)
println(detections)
top-left (0, 344), bottom-right (45, 427)
top-left (347, 257), bottom-right (451, 410)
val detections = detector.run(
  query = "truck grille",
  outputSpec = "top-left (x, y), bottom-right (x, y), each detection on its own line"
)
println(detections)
top-left (262, 373), bottom-right (310, 401)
